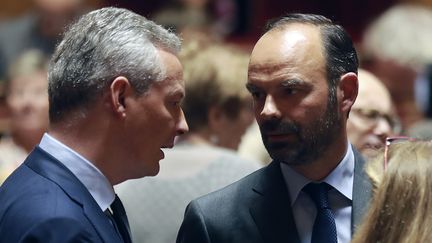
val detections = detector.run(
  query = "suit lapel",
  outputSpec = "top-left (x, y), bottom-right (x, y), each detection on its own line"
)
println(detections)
top-left (249, 161), bottom-right (301, 243)
top-left (351, 148), bottom-right (372, 233)
top-left (25, 147), bottom-right (123, 243)
top-left (249, 149), bottom-right (373, 241)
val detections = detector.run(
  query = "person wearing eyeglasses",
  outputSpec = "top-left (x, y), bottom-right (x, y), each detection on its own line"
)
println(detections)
top-left (351, 138), bottom-right (432, 243)
top-left (347, 69), bottom-right (400, 159)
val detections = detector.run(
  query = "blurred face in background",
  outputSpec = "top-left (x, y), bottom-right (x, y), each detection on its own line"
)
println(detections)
top-left (34, 0), bottom-right (86, 38)
top-left (7, 71), bottom-right (49, 134)
top-left (213, 99), bottom-right (254, 150)
top-left (347, 70), bottom-right (398, 158)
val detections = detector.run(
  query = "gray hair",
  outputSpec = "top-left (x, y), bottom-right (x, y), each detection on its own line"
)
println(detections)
top-left (363, 4), bottom-right (432, 69)
top-left (48, 7), bottom-right (181, 123)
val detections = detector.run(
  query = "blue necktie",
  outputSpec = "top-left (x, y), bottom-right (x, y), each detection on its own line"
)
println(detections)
top-left (108, 195), bottom-right (132, 243)
top-left (303, 183), bottom-right (338, 243)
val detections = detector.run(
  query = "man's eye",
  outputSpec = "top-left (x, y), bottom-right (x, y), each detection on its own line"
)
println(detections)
top-left (250, 91), bottom-right (264, 100)
top-left (284, 88), bottom-right (298, 95)
top-left (363, 110), bottom-right (380, 119)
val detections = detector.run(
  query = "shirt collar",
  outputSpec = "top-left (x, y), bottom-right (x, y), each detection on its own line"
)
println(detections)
top-left (281, 141), bottom-right (355, 206)
top-left (39, 133), bottom-right (115, 211)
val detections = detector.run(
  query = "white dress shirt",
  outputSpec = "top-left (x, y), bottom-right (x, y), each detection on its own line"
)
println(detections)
top-left (280, 142), bottom-right (354, 243)
top-left (39, 133), bottom-right (115, 211)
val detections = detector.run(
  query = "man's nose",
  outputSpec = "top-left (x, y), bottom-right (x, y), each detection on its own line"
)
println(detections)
top-left (374, 116), bottom-right (394, 138)
top-left (177, 109), bottom-right (189, 135)
top-left (260, 95), bottom-right (281, 120)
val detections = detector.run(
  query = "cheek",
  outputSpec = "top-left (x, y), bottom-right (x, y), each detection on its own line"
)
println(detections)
top-left (148, 109), bottom-right (177, 138)
top-left (347, 120), bottom-right (369, 144)
top-left (253, 100), bottom-right (265, 117)
top-left (34, 100), bottom-right (49, 115)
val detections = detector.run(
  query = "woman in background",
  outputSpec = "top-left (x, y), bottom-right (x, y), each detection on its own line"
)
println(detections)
top-left (177, 41), bottom-right (254, 150)
top-left (0, 49), bottom-right (49, 184)
top-left (352, 138), bottom-right (432, 243)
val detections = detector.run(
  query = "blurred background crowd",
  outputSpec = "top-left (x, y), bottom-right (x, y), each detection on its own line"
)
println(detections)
top-left (1, 0), bottom-right (432, 242)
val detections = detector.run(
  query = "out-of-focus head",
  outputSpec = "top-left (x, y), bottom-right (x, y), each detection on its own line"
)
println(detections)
top-left (363, 4), bottom-right (432, 70)
top-left (179, 0), bottom-right (209, 8)
top-left (348, 69), bottom-right (398, 158)
top-left (34, 0), bottom-right (84, 14)
top-left (247, 13), bottom-right (358, 165)
top-left (180, 42), bottom-right (254, 150)
top-left (6, 49), bottom-right (49, 138)
top-left (49, 7), bottom-right (188, 179)
top-left (33, 0), bottom-right (89, 38)
top-left (362, 4), bottom-right (432, 99)
top-left (352, 140), bottom-right (432, 243)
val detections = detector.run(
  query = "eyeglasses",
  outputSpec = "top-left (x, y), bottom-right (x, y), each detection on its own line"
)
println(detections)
top-left (383, 136), bottom-right (417, 171)
top-left (351, 108), bottom-right (401, 133)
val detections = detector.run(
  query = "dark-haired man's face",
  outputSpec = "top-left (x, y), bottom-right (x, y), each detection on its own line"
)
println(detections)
top-left (247, 24), bottom-right (343, 165)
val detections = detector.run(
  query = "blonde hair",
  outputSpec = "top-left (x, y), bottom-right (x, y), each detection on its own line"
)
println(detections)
top-left (7, 49), bottom-right (48, 81)
top-left (352, 140), bottom-right (432, 243)
top-left (180, 42), bottom-right (251, 131)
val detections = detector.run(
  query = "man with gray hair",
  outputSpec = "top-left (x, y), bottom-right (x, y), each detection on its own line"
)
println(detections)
top-left (0, 7), bottom-right (188, 243)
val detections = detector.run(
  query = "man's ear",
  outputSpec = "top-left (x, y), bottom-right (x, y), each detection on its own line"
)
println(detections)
top-left (338, 72), bottom-right (358, 114)
top-left (108, 76), bottom-right (132, 118)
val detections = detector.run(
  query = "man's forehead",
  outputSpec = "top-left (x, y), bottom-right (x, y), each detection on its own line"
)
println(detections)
top-left (253, 24), bottom-right (320, 50)
top-left (355, 70), bottom-right (392, 110)
top-left (248, 62), bottom-right (287, 75)
top-left (249, 25), bottom-right (324, 66)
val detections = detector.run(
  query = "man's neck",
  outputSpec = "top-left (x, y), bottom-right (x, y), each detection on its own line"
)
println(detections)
top-left (291, 139), bottom-right (348, 181)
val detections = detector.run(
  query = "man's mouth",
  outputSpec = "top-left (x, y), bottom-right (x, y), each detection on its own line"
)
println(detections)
top-left (266, 132), bottom-right (296, 142)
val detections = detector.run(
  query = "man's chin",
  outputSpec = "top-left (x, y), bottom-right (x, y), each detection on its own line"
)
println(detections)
top-left (267, 149), bottom-right (296, 164)
top-left (136, 160), bottom-right (161, 178)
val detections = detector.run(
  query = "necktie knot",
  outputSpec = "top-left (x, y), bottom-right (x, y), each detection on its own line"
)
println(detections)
top-left (108, 194), bottom-right (132, 243)
top-left (111, 195), bottom-right (126, 216)
top-left (303, 182), bottom-right (332, 209)
top-left (302, 182), bottom-right (338, 243)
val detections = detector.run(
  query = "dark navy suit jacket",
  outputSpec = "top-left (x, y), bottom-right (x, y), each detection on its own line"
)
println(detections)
top-left (177, 149), bottom-right (372, 243)
top-left (0, 147), bottom-right (122, 243)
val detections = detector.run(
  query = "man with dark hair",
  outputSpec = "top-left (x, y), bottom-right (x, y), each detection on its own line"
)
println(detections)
top-left (177, 13), bottom-right (371, 243)
top-left (0, 7), bottom-right (188, 243)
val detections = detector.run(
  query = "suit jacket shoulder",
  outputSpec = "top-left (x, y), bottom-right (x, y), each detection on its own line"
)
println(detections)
top-left (0, 147), bottom-right (121, 243)
top-left (177, 149), bottom-right (372, 243)
top-left (177, 162), bottom-right (298, 243)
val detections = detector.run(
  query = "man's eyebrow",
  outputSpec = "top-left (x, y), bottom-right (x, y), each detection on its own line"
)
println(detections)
top-left (281, 79), bottom-right (305, 86)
